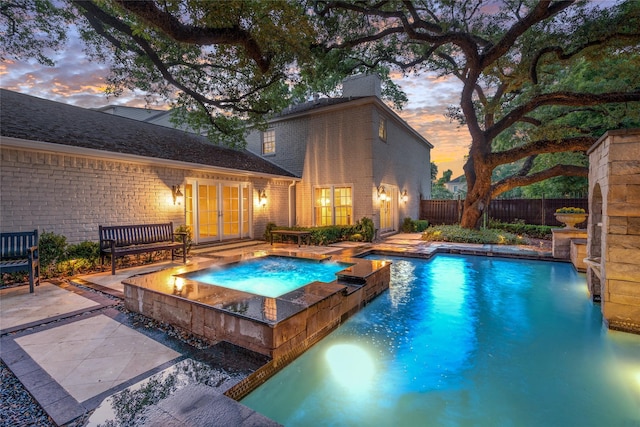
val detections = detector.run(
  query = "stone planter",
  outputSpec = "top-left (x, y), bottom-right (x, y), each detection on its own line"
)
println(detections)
top-left (554, 212), bottom-right (587, 229)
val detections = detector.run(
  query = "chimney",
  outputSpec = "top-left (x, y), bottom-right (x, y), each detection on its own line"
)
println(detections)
top-left (342, 74), bottom-right (382, 98)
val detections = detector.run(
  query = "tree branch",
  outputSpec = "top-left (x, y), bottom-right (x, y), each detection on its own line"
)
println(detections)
top-left (530, 32), bottom-right (640, 84)
top-left (491, 164), bottom-right (588, 198)
top-left (73, 1), bottom-right (277, 115)
top-left (112, 0), bottom-right (272, 73)
top-left (481, 0), bottom-right (574, 68)
top-left (489, 136), bottom-right (595, 168)
top-left (487, 91), bottom-right (640, 140)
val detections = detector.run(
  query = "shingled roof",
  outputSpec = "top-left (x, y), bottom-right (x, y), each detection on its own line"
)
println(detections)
top-left (0, 89), bottom-right (296, 178)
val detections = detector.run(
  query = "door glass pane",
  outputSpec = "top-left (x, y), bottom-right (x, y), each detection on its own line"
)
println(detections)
top-left (185, 184), bottom-right (194, 228)
top-left (242, 187), bottom-right (249, 237)
top-left (198, 184), bottom-right (218, 238)
top-left (223, 185), bottom-right (240, 236)
top-left (381, 193), bottom-right (393, 230)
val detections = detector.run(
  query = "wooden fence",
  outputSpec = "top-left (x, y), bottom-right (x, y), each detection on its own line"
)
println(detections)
top-left (420, 198), bottom-right (589, 227)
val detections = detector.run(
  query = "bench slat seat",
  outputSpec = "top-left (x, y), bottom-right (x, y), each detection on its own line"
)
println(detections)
top-left (0, 230), bottom-right (40, 293)
top-left (99, 223), bottom-right (186, 275)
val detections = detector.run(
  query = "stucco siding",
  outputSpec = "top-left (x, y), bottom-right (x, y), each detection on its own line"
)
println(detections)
top-left (296, 105), bottom-right (375, 226)
top-left (372, 108), bottom-right (431, 225)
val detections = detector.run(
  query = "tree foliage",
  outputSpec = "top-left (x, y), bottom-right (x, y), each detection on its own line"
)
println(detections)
top-left (314, 0), bottom-right (640, 227)
top-left (2, 0), bottom-right (321, 146)
top-left (3, 0), bottom-right (640, 228)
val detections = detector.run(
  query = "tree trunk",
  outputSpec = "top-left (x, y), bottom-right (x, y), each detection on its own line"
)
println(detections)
top-left (460, 140), bottom-right (494, 229)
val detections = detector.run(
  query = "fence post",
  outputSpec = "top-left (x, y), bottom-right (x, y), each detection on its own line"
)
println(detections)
top-left (541, 193), bottom-right (545, 226)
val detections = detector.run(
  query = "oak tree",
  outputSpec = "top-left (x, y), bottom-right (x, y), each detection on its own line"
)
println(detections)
top-left (314, 0), bottom-right (640, 227)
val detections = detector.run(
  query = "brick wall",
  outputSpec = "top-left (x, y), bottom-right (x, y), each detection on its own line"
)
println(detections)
top-left (1, 146), bottom-right (290, 244)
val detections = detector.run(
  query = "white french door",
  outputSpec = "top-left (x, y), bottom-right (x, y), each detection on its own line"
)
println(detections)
top-left (185, 180), bottom-right (251, 243)
top-left (379, 185), bottom-right (397, 233)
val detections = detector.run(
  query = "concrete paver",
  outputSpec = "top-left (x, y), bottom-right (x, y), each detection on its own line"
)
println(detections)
top-left (0, 282), bottom-right (100, 330)
top-left (15, 314), bottom-right (181, 402)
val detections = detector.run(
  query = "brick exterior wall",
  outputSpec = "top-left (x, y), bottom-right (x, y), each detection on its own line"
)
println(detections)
top-left (1, 145), bottom-right (290, 244)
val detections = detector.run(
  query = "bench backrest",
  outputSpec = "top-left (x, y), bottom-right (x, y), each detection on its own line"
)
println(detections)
top-left (0, 230), bottom-right (38, 260)
top-left (99, 223), bottom-right (174, 249)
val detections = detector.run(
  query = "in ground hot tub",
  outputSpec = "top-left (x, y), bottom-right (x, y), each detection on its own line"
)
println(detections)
top-left (123, 254), bottom-right (391, 359)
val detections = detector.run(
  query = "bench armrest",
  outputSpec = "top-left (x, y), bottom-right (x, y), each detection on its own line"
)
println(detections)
top-left (101, 238), bottom-right (117, 252)
top-left (28, 245), bottom-right (39, 260)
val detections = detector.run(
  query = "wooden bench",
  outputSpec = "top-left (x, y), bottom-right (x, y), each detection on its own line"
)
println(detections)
top-left (99, 223), bottom-right (187, 275)
top-left (270, 230), bottom-right (312, 247)
top-left (0, 230), bottom-right (40, 293)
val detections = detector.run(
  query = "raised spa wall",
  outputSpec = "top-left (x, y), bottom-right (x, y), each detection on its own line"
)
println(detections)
top-left (122, 255), bottom-right (391, 359)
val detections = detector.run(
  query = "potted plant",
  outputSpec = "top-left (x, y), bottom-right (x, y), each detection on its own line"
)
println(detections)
top-left (554, 207), bottom-right (587, 229)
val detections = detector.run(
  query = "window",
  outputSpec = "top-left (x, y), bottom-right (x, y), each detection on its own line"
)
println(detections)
top-left (262, 129), bottom-right (275, 155)
top-left (378, 118), bottom-right (387, 141)
top-left (314, 187), bottom-right (332, 226)
top-left (314, 186), bottom-right (353, 226)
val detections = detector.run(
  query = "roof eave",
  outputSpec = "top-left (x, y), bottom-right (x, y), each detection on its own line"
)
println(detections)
top-left (268, 96), bottom-right (434, 149)
top-left (0, 136), bottom-right (301, 181)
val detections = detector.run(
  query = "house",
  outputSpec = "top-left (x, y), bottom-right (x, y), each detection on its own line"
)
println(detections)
top-left (444, 175), bottom-right (467, 196)
top-left (0, 76), bottom-right (431, 244)
top-left (0, 89), bottom-right (296, 244)
top-left (245, 74), bottom-right (433, 235)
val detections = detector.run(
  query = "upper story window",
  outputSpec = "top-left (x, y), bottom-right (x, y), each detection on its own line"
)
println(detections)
top-left (378, 118), bottom-right (387, 141)
top-left (262, 129), bottom-right (275, 155)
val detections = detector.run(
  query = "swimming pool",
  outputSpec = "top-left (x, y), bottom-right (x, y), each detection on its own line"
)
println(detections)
top-left (241, 254), bottom-right (640, 426)
top-left (182, 256), bottom-right (352, 298)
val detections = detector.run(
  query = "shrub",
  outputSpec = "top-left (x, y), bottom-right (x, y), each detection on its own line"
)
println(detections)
top-left (414, 220), bottom-right (429, 232)
top-left (401, 217), bottom-right (415, 232)
top-left (39, 231), bottom-right (68, 276)
top-left (265, 217), bottom-right (375, 245)
top-left (400, 218), bottom-right (429, 233)
top-left (67, 241), bottom-right (100, 262)
top-left (422, 225), bottom-right (524, 245)
top-left (263, 222), bottom-right (277, 241)
top-left (175, 224), bottom-right (193, 254)
top-left (355, 217), bottom-right (375, 242)
top-left (309, 226), bottom-right (344, 245)
top-left (488, 219), bottom-right (553, 239)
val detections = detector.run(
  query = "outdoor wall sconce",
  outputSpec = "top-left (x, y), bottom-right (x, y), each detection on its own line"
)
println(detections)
top-left (401, 190), bottom-right (408, 203)
top-left (378, 186), bottom-right (388, 202)
top-left (258, 189), bottom-right (268, 207)
top-left (172, 185), bottom-right (183, 205)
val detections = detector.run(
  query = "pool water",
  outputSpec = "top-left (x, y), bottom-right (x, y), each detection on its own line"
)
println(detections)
top-left (241, 254), bottom-right (640, 426)
top-left (182, 256), bottom-right (350, 298)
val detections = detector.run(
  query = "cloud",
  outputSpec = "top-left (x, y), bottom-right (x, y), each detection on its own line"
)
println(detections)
top-left (392, 73), bottom-right (469, 176)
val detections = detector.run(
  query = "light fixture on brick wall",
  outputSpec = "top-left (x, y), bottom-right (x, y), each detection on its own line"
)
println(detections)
top-left (172, 185), bottom-right (184, 205)
top-left (259, 189), bottom-right (268, 207)
top-left (401, 190), bottom-right (408, 203)
top-left (378, 186), bottom-right (387, 202)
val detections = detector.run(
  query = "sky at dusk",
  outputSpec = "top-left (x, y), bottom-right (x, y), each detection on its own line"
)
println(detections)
top-left (0, 29), bottom-right (469, 179)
